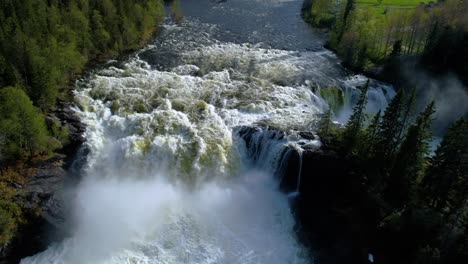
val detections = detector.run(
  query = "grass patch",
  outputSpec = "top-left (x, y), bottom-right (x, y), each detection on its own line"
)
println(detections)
top-left (357, 0), bottom-right (430, 7)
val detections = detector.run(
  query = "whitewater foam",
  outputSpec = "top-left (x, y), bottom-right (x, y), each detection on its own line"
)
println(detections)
top-left (22, 18), bottom-right (394, 264)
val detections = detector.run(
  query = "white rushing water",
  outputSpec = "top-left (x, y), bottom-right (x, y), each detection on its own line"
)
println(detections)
top-left (22, 19), bottom-right (394, 264)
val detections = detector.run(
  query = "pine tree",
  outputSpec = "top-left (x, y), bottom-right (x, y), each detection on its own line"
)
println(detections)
top-left (341, 80), bottom-right (369, 155)
top-left (396, 88), bottom-right (416, 143)
top-left (362, 110), bottom-right (381, 157)
top-left (422, 118), bottom-right (468, 214)
top-left (317, 108), bottom-right (334, 143)
top-left (374, 90), bottom-right (405, 167)
top-left (0, 86), bottom-right (50, 158)
top-left (387, 101), bottom-right (435, 207)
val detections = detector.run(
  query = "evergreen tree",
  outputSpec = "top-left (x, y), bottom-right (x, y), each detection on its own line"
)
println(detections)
top-left (387, 101), bottom-right (435, 207)
top-left (0, 86), bottom-right (50, 158)
top-left (396, 88), bottom-right (416, 143)
top-left (0, 199), bottom-right (21, 246)
top-left (0, 0), bottom-right (165, 156)
top-left (362, 110), bottom-right (381, 157)
top-left (374, 90), bottom-right (405, 168)
top-left (422, 118), bottom-right (468, 214)
top-left (341, 80), bottom-right (369, 154)
top-left (317, 108), bottom-right (334, 143)
top-left (390, 40), bottom-right (403, 57)
top-left (91, 10), bottom-right (111, 53)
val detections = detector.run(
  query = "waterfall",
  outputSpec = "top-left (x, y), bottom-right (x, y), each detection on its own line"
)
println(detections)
top-left (337, 75), bottom-right (396, 123)
top-left (290, 143), bottom-right (304, 196)
top-left (21, 13), bottom-right (395, 263)
top-left (21, 21), bottom-right (323, 264)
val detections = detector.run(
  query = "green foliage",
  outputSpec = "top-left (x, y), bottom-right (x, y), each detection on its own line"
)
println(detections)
top-left (341, 80), bottom-right (369, 155)
top-left (171, 0), bottom-right (184, 24)
top-left (422, 118), bottom-right (468, 215)
top-left (0, 2), bottom-right (165, 248)
top-left (0, 86), bottom-right (51, 159)
top-left (387, 101), bottom-right (435, 207)
top-left (0, 0), bottom-right (165, 107)
top-left (0, 0), bottom-right (165, 162)
top-left (304, 0), bottom-right (339, 27)
top-left (305, 0), bottom-right (468, 72)
top-left (374, 90), bottom-right (404, 165)
top-left (357, 0), bottom-right (430, 6)
top-left (0, 179), bottom-right (21, 248)
top-left (319, 92), bottom-right (466, 263)
top-left (319, 86), bottom-right (344, 113)
top-left (343, 0), bottom-right (356, 31)
top-left (50, 120), bottom-right (70, 147)
top-left (360, 110), bottom-right (381, 159)
top-left (0, 199), bottom-right (21, 246)
top-left (317, 108), bottom-right (335, 143)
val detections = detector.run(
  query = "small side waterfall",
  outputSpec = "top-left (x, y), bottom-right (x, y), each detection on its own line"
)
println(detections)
top-left (288, 143), bottom-right (304, 197)
top-left (236, 126), bottom-right (289, 174)
top-left (337, 76), bottom-right (396, 123)
top-left (236, 126), bottom-right (319, 198)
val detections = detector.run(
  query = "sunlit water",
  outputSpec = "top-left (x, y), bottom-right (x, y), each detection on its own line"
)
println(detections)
top-left (22, 1), bottom-right (395, 263)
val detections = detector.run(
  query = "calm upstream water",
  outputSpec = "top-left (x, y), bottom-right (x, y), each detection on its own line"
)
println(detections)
top-left (22, 1), bottom-right (394, 263)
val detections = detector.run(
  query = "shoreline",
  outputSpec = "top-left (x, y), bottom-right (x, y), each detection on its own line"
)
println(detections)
top-left (0, 17), bottom-right (168, 264)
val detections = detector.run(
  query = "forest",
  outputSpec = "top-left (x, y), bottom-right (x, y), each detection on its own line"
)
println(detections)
top-left (0, 0), bottom-right (165, 250)
top-left (0, 0), bottom-right (467, 262)
top-left (303, 0), bottom-right (468, 84)
top-left (300, 1), bottom-right (468, 263)
top-left (315, 81), bottom-right (468, 263)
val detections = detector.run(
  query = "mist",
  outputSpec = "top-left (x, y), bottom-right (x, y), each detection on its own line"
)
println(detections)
top-left (402, 69), bottom-right (468, 136)
top-left (334, 68), bottom-right (468, 140)
top-left (21, 169), bottom-right (308, 264)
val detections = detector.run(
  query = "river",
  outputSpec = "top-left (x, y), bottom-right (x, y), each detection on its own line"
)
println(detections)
top-left (21, 0), bottom-right (394, 263)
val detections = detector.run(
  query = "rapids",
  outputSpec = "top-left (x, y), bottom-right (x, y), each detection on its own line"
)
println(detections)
top-left (21, 1), bottom-right (395, 263)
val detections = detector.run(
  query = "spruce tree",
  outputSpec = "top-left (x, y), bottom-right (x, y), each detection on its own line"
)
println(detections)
top-left (363, 110), bottom-right (381, 157)
top-left (341, 80), bottom-right (369, 155)
top-left (375, 90), bottom-right (405, 168)
top-left (422, 118), bottom-right (468, 214)
top-left (396, 88), bottom-right (416, 143)
top-left (387, 101), bottom-right (435, 207)
top-left (0, 86), bottom-right (50, 158)
top-left (317, 108), bottom-right (334, 143)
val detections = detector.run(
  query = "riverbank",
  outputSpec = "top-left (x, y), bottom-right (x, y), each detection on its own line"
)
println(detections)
top-left (0, 103), bottom-right (85, 263)
top-left (0, 1), bottom-right (168, 261)
top-left (301, 0), bottom-right (468, 89)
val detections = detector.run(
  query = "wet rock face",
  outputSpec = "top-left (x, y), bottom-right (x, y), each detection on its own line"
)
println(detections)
top-left (20, 155), bottom-right (67, 224)
top-left (287, 148), bottom-right (376, 264)
top-left (1, 155), bottom-right (68, 263)
top-left (279, 149), bottom-right (301, 193)
top-left (55, 102), bottom-right (86, 157)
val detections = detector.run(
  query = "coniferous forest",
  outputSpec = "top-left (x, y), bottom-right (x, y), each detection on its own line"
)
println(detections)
top-left (0, 0), bottom-right (467, 263)
top-left (0, 0), bottom-right (164, 252)
top-left (299, 5), bottom-right (468, 260)
top-left (313, 81), bottom-right (468, 263)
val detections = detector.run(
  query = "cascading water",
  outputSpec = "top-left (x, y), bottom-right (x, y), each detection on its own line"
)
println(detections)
top-left (21, 21), bottom-right (323, 264)
top-left (290, 143), bottom-right (304, 195)
top-left (22, 1), bottom-right (396, 263)
top-left (337, 76), bottom-right (396, 123)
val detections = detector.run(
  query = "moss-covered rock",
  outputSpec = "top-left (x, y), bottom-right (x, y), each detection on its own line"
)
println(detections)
top-left (319, 86), bottom-right (344, 113)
